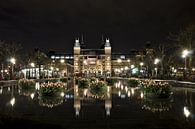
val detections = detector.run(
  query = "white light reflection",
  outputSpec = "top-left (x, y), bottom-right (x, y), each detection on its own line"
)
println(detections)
top-left (184, 106), bottom-right (191, 118)
top-left (83, 89), bottom-right (88, 96)
top-left (8, 87), bottom-right (10, 92)
top-left (118, 91), bottom-right (121, 97)
top-left (0, 88), bottom-right (3, 94)
top-left (140, 92), bottom-right (144, 99)
top-left (30, 93), bottom-right (35, 99)
top-left (125, 86), bottom-right (128, 92)
top-left (10, 97), bottom-right (15, 106)
top-left (128, 91), bottom-right (131, 97)
top-left (121, 85), bottom-right (124, 90)
top-left (35, 82), bottom-right (40, 90)
top-left (131, 88), bottom-right (135, 95)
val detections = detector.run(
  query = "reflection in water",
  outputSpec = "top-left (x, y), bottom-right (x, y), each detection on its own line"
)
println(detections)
top-left (38, 96), bottom-right (64, 108)
top-left (0, 87), bottom-right (3, 94)
top-left (140, 92), bottom-right (144, 99)
top-left (142, 99), bottom-right (173, 112)
top-left (10, 97), bottom-right (15, 106)
top-left (35, 82), bottom-right (40, 90)
top-left (184, 106), bottom-right (191, 118)
top-left (131, 88), bottom-right (135, 95)
top-left (0, 79), bottom-right (194, 128)
top-left (105, 86), bottom-right (112, 116)
top-left (30, 93), bottom-right (35, 99)
top-left (128, 91), bottom-right (131, 97)
top-left (74, 83), bottom-right (80, 116)
top-left (73, 81), bottom-right (112, 117)
top-left (8, 87), bottom-right (10, 92)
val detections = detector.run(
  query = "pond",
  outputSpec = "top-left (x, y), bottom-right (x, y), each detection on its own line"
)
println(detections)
top-left (0, 79), bottom-right (194, 129)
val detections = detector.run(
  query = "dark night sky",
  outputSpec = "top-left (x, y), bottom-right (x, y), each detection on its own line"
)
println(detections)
top-left (0, 0), bottom-right (195, 53)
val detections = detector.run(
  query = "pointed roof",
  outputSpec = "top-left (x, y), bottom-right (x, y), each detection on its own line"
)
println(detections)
top-left (74, 38), bottom-right (80, 47)
top-left (105, 38), bottom-right (111, 47)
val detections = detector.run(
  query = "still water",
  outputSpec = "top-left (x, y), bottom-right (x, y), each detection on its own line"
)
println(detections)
top-left (0, 80), bottom-right (194, 129)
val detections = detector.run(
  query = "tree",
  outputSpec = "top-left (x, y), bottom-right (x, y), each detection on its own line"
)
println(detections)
top-left (169, 24), bottom-right (195, 68)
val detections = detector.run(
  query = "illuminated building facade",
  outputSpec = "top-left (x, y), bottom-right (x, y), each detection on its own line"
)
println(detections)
top-left (74, 38), bottom-right (111, 77)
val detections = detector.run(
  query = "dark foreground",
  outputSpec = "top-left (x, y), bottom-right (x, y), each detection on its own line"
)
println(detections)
top-left (0, 82), bottom-right (194, 129)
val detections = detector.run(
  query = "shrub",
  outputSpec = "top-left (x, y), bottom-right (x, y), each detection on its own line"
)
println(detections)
top-left (40, 82), bottom-right (65, 96)
top-left (18, 79), bottom-right (35, 89)
top-left (60, 78), bottom-right (67, 83)
top-left (141, 80), bottom-right (172, 98)
top-left (127, 79), bottom-right (140, 88)
top-left (78, 78), bottom-right (89, 89)
top-left (90, 81), bottom-right (107, 96)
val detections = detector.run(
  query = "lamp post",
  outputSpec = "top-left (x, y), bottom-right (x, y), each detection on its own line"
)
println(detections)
top-left (30, 62), bottom-right (35, 79)
top-left (154, 58), bottom-right (160, 78)
top-left (10, 58), bottom-right (16, 80)
top-left (140, 62), bottom-right (144, 77)
top-left (182, 49), bottom-right (189, 78)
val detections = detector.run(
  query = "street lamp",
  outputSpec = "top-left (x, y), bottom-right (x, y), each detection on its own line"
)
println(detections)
top-left (140, 62), bottom-right (144, 67)
top-left (154, 58), bottom-right (160, 78)
top-left (154, 58), bottom-right (160, 65)
top-left (10, 58), bottom-right (16, 80)
top-left (140, 62), bottom-right (144, 77)
top-left (30, 62), bottom-right (35, 67)
top-left (182, 49), bottom-right (190, 79)
top-left (30, 62), bottom-right (35, 79)
top-left (182, 49), bottom-right (189, 70)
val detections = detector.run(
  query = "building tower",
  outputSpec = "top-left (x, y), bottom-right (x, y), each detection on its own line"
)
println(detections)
top-left (104, 38), bottom-right (112, 76)
top-left (74, 38), bottom-right (81, 74)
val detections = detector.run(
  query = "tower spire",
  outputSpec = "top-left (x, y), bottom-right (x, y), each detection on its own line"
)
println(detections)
top-left (100, 34), bottom-right (105, 49)
top-left (80, 34), bottom-right (86, 49)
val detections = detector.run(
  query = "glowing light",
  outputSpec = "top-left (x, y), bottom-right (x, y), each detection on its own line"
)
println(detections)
top-left (154, 58), bottom-right (160, 65)
top-left (127, 59), bottom-right (130, 62)
top-left (10, 58), bottom-right (16, 65)
top-left (128, 91), bottom-right (131, 97)
top-left (50, 67), bottom-right (54, 70)
top-left (140, 92), bottom-right (144, 99)
top-left (131, 88), bottom-right (134, 95)
top-left (121, 85), bottom-right (124, 90)
top-left (125, 86), bottom-right (128, 92)
top-left (35, 82), bottom-right (40, 90)
top-left (60, 92), bottom-right (65, 97)
top-left (10, 97), bottom-right (15, 106)
top-left (124, 66), bottom-right (129, 70)
top-left (118, 91), bottom-right (121, 97)
top-left (184, 106), bottom-right (190, 118)
top-left (117, 59), bottom-right (122, 63)
top-left (30, 63), bottom-right (35, 67)
top-left (60, 59), bottom-right (65, 63)
top-left (83, 60), bottom-right (88, 65)
top-left (30, 93), bottom-right (35, 99)
top-left (140, 62), bottom-right (144, 66)
top-left (131, 65), bottom-right (135, 69)
top-left (182, 49), bottom-right (189, 58)
top-left (83, 89), bottom-right (88, 96)
top-left (8, 87), bottom-right (10, 92)
top-left (0, 88), bottom-right (2, 94)
top-left (192, 68), bottom-right (195, 71)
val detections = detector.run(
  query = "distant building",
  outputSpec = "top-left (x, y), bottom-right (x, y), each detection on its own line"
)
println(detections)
top-left (48, 37), bottom-right (152, 77)
top-left (73, 38), bottom-right (111, 77)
